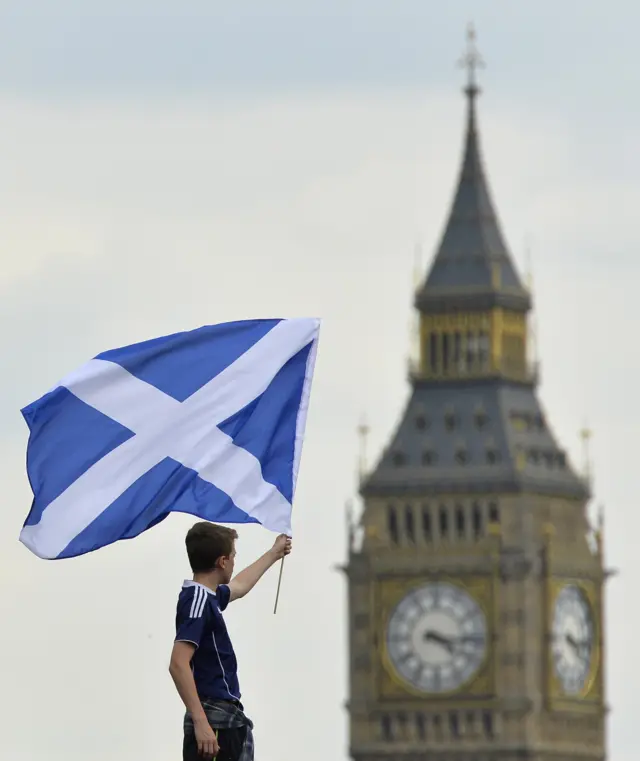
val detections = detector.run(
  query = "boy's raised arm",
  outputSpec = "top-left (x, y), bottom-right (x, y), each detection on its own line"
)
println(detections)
top-left (228, 534), bottom-right (291, 602)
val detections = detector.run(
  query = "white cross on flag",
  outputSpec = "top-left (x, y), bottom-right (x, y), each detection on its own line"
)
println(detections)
top-left (19, 318), bottom-right (320, 559)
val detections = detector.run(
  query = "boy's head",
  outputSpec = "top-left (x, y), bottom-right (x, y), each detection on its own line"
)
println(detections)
top-left (185, 522), bottom-right (238, 583)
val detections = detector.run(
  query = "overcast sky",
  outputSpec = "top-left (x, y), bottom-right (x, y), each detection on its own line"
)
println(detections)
top-left (0, 2), bottom-right (638, 760)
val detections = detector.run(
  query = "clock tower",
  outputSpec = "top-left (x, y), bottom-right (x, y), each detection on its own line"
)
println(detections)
top-left (345, 29), bottom-right (608, 761)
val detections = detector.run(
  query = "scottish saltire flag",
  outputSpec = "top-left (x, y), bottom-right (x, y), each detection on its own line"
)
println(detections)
top-left (19, 318), bottom-right (320, 560)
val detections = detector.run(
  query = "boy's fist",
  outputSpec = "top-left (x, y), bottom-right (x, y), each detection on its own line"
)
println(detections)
top-left (271, 534), bottom-right (292, 559)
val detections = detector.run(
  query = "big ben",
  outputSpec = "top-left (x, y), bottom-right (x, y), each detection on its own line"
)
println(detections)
top-left (345, 29), bottom-right (607, 761)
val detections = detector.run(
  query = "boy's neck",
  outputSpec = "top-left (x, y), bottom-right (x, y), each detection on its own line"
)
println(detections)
top-left (193, 570), bottom-right (225, 592)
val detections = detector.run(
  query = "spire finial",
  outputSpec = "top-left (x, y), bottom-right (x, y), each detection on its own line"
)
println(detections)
top-left (357, 417), bottom-right (370, 483)
top-left (580, 425), bottom-right (593, 484)
top-left (457, 22), bottom-right (485, 96)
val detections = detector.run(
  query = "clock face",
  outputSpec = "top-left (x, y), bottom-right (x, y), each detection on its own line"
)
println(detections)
top-left (386, 581), bottom-right (487, 694)
top-left (552, 584), bottom-right (595, 695)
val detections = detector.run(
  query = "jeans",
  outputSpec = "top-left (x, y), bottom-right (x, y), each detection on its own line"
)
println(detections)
top-left (182, 700), bottom-right (248, 761)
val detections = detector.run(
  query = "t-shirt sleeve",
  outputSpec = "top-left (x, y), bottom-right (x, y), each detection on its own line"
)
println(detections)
top-left (216, 584), bottom-right (231, 611)
top-left (175, 588), bottom-right (210, 648)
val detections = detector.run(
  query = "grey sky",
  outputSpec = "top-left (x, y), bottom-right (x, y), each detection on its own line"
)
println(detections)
top-left (0, 1), bottom-right (634, 107)
top-left (0, 2), bottom-right (637, 760)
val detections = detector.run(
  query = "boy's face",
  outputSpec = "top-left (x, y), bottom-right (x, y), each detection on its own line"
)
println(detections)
top-left (217, 542), bottom-right (236, 584)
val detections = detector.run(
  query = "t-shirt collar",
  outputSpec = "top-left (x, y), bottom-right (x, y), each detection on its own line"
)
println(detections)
top-left (183, 579), bottom-right (216, 595)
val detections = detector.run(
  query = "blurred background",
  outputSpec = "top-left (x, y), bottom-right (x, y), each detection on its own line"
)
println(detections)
top-left (0, 2), bottom-right (635, 760)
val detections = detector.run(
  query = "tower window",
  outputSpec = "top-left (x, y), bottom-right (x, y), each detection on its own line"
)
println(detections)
top-left (415, 414), bottom-right (429, 430)
top-left (392, 451), bottom-right (405, 467)
top-left (387, 506), bottom-right (399, 544)
top-left (455, 505), bottom-right (465, 538)
top-left (482, 711), bottom-right (494, 739)
top-left (439, 506), bottom-right (449, 538)
top-left (488, 502), bottom-right (499, 523)
top-left (478, 331), bottom-right (490, 369)
top-left (455, 448), bottom-right (469, 465)
top-left (422, 506), bottom-right (432, 541)
top-left (557, 452), bottom-right (566, 469)
top-left (429, 333), bottom-right (438, 373)
top-left (422, 449), bottom-right (437, 465)
top-left (453, 331), bottom-right (463, 371)
top-left (381, 714), bottom-right (393, 741)
top-left (444, 411), bottom-right (456, 431)
top-left (472, 502), bottom-right (482, 539)
top-left (486, 448), bottom-right (501, 464)
top-left (466, 330), bottom-right (475, 368)
top-left (442, 332), bottom-right (451, 374)
top-left (474, 409), bottom-right (488, 428)
top-left (404, 505), bottom-right (415, 543)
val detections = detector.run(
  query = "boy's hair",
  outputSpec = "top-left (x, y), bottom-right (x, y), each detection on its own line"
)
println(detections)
top-left (185, 522), bottom-right (238, 573)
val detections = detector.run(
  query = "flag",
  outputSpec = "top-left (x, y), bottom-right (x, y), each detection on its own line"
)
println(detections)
top-left (19, 318), bottom-right (320, 560)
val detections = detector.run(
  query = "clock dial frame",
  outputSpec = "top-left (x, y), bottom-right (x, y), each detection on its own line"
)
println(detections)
top-left (551, 584), bottom-right (595, 696)
top-left (385, 581), bottom-right (488, 694)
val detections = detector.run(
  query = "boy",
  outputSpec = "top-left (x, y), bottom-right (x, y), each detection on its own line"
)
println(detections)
top-left (169, 521), bottom-right (292, 760)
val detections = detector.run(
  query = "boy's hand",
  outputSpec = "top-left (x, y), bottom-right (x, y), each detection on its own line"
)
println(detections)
top-left (271, 534), bottom-right (292, 559)
top-left (228, 535), bottom-right (292, 601)
top-left (194, 716), bottom-right (219, 758)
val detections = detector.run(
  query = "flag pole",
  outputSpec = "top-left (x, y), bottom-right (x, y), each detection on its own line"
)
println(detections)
top-left (273, 556), bottom-right (286, 614)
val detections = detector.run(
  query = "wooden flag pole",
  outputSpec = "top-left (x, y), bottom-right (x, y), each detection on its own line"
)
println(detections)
top-left (273, 555), bottom-right (286, 614)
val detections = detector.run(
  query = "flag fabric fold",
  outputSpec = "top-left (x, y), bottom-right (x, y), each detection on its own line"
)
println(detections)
top-left (19, 318), bottom-right (320, 560)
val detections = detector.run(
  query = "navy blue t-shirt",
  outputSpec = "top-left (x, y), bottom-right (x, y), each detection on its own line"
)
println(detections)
top-left (175, 581), bottom-right (240, 701)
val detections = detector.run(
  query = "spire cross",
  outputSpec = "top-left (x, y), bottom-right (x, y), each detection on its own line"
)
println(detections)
top-left (457, 23), bottom-right (485, 94)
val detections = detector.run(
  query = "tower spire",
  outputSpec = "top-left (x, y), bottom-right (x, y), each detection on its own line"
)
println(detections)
top-left (360, 30), bottom-right (589, 512)
top-left (415, 24), bottom-right (530, 316)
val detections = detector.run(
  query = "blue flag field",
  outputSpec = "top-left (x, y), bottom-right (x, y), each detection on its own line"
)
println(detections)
top-left (19, 318), bottom-right (320, 560)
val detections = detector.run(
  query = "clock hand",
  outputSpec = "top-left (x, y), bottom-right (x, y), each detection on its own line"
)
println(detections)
top-left (564, 633), bottom-right (589, 659)
top-left (424, 630), bottom-right (455, 654)
top-left (565, 633), bottom-right (579, 651)
top-left (424, 631), bottom-right (484, 654)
